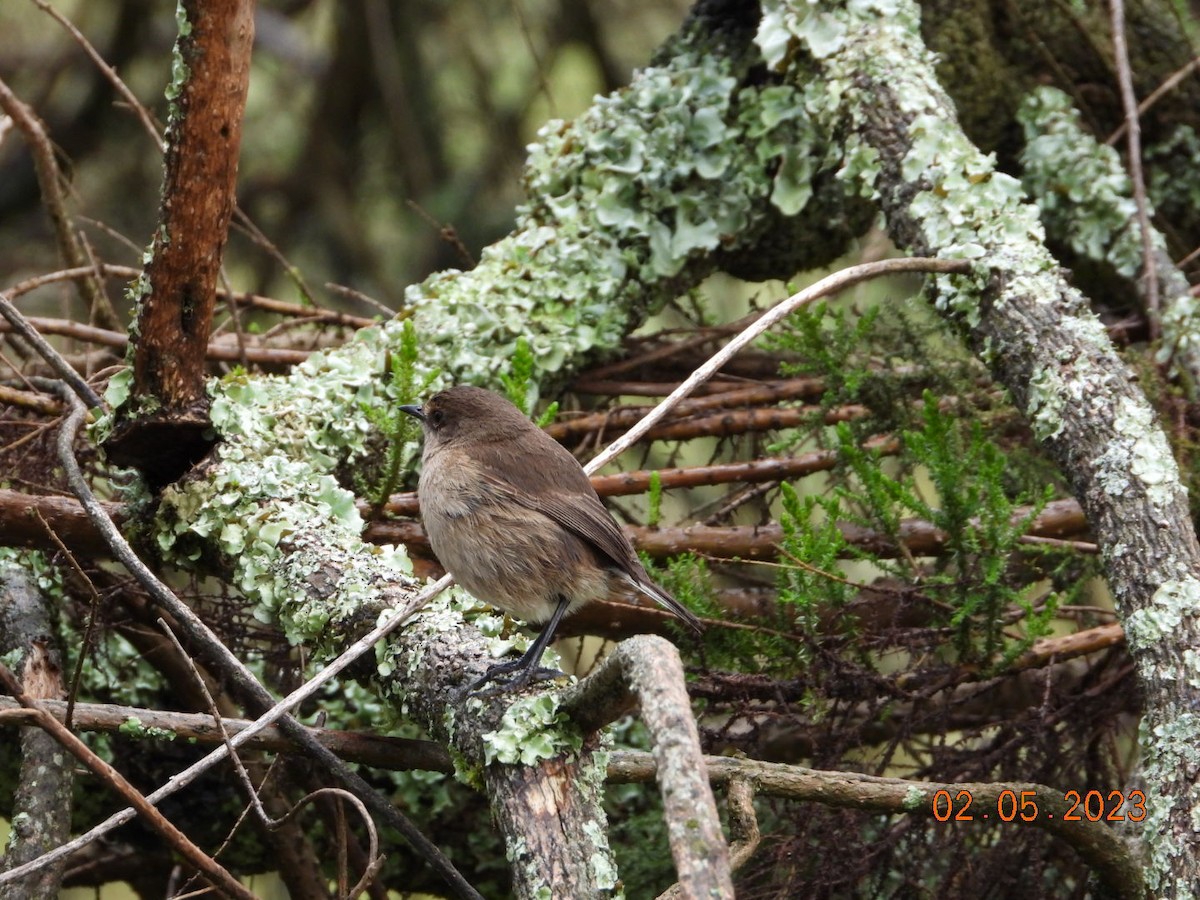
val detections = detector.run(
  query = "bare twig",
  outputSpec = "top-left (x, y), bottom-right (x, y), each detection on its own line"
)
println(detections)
top-left (583, 258), bottom-right (971, 475)
top-left (0, 75), bottom-right (112, 327)
top-left (0, 293), bottom-right (104, 408)
top-left (34, 0), bottom-right (163, 148)
top-left (1106, 56), bottom-right (1200, 146)
top-left (0, 696), bottom-right (452, 771)
top-left (1107, 0), bottom-right (1159, 338)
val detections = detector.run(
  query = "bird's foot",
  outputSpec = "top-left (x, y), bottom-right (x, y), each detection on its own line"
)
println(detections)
top-left (462, 659), bottom-right (564, 697)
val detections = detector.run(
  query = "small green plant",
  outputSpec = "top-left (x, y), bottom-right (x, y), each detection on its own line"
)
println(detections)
top-left (789, 394), bottom-right (1056, 668)
top-left (501, 336), bottom-right (559, 425)
top-left (357, 320), bottom-right (439, 513)
top-left (646, 470), bottom-right (663, 528)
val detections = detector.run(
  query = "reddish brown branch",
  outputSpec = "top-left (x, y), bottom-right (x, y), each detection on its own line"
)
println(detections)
top-left (126, 0), bottom-right (255, 411)
top-left (545, 377), bottom-right (833, 441)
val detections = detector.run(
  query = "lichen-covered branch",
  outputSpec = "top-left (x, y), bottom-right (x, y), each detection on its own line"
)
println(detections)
top-left (1017, 86), bottom-right (1200, 393)
top-left (373, 593), bottom-right (619, 898)
top-left (0, 559), bottom-right (73, 900)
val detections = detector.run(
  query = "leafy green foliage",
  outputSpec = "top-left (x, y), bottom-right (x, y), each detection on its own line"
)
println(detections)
top-left (357, 320), bottom-right (439, 512)
top-left (768, 300), bottom-right (1068, 675)
top-left (501, 336), bottom-right (560, 425)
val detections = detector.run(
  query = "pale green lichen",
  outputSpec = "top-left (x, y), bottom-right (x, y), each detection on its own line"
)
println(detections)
top-left (118, 716), bottom-right (178, 742)
top-left (902, 785), bottom-right (926, 811)
top-left (156, 323), bottom-right (420, 647)
top-left (1017, 87), bottom-right (1157, 277)
top-left (1114, 396), bottom-right (1182, 507)
top-left (164, 2), bottom-right (192, 113)
top-left (407, 50), bottom-right (825, 389)
top-left (1139, 709), bottom-right (1200, 897)
top-left (1017, 88), bottom-right (1200, 374)
top-left (371, 587), bottom-right (469, 693)
top-left (1124, 577), bottom-right (1200, 652)
top-left (481, 691), bottom-right (583, 767)
top-left (1025, 366), bottom-right (1067, 441)
top-left (759, 0), bottom-right (1055, 328)
top-left (583, 819), bottom-right (622, 894)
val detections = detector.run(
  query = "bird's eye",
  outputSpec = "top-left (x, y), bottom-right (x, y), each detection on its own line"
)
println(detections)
top-left (428, 408), bottom-right (445, 428)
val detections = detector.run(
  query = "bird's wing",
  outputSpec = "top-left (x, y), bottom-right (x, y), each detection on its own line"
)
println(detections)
top-left (472, 431), bottom-right (704, 634)
top-left (476, 458), bottom-right (640, 572)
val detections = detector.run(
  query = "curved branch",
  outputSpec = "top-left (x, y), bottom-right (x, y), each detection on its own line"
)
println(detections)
top-left (560, 635), bottom-right (733, 898)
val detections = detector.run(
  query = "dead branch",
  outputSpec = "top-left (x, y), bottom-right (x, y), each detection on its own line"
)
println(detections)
top-left (560, 635), bottom-right (733, 897)
top-left (0, 77), bottom-right (114, 329)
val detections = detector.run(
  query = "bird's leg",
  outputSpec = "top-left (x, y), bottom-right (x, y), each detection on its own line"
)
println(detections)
top-left (466, 595), bottom-right (572, 695)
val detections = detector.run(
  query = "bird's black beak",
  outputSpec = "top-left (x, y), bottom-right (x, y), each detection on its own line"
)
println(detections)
top-left (399, 404), bottom-right (425, 422)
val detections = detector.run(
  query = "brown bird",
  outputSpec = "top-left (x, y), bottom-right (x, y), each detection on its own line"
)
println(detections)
top-left (401, 385), bottom-right (703, 692)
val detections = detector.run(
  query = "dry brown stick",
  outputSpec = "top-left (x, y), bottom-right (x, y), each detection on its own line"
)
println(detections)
top-left (571, 377), bottom-right (753, 396)
top-left (381, 438), bottom-right (900, 516)
top-left (0, 316), bottom-right (314, 365)
top-left (0, 697), bottom-right (440, 773)
top-left (0, 383), bottom-right (62, 416)
top-left (588, 436), bottom-right (898, 495)
top-left (0, 295), bottom-right (104, 409)
top-left (0, 663), bottom-right (256, 899)
top-left (2, 264), bottom-right (367, 326)
top-left (546, 376), bottom-right (827, 439)
top-left (1010, 622), bottom-right (1125, 671)
top-left (0, 76), bottom-right (113, 329)
top-left (0, 486), bottom-right (1089, 566)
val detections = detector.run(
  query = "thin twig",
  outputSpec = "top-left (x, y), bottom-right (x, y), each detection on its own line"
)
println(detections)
top-left (156, 618), bottom-right (386, 899)
top-left (1108, 0), bottom-right (1160, 338)
top-left (1106, 55), bottom-right (1200, 145)
top-left (31, 509), bottom-right (102, 730)
top-left (34, 0), bottom-right (163, 149)
top-left (0, 75), bottom-right (110, 326)
top-left (0, 293), bottom-right (103, 408)
top-left (583, 258), bottom-right (971, 475)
